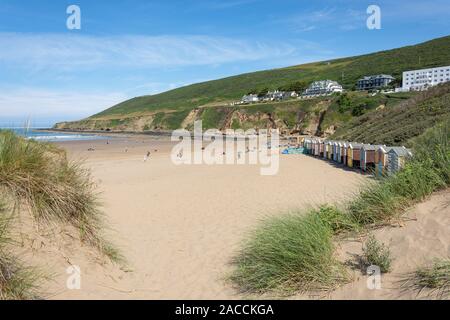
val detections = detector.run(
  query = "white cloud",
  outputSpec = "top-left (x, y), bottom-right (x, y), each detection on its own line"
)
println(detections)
top-left (280, 8), bottom-right (337, 33)
top-left (0, 33), bottom-right (298, 71)
top-left (0, 87), bottom-right (128, 119)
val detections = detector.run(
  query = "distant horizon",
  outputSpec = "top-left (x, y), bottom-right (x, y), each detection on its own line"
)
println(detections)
top-left (0, 117), bottom-right (70, 128)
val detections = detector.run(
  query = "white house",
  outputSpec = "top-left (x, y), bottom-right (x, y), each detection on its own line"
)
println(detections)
top-left (264, 90), bottom-right (294, 101)
top-left (303, 80), bottom-right (343, 97)
top-left (241, 94), bottom-right (260, 103)
top-left (402, 65), bottom-right (450, 91)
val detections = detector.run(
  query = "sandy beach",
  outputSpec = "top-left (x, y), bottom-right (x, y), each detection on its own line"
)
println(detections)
top-left (14, 135), bottom-right (448, 299)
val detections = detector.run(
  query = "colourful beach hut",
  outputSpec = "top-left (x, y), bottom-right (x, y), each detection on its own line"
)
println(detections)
top-left (323, 141), bottom-right (329, 159)
top-left (309, 139), bottom-right (315, 155)
top-left (327, 141), bottom-right (334, 160)
top-left (309, 138), bottom-right (315, 155)
top-left (336, 142), bottom-right (341, 163)
top-left (319, 140), bottom-right (325, 158)
top-left (330, 142), bottom-right (336, 162)
top-left (340, 142), bottom-right (348, 164)
top-left (333, 141), bottom-right (341, 162)
top-left (360, 144), bottom-right (378, 172)
top-left (347, 143), bottom-right (362, 168)
top-left (314, 139), bottom-right (322, 157)
top-left (387, 147), bottom-right (413, 174)
top-left (375, 145), bottom-right (391, 177)
top-left (300, 137), bottom-right (306, 148)
top-left (335, 141), bottom-right (345, 163)
top-left (303, 138), bottom-right (312, 154)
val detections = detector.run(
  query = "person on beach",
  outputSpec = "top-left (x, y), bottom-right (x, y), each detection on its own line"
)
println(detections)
top-left (144, 151), bottom-right (151, 162)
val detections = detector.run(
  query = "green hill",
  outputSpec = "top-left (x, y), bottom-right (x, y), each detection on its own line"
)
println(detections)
top-left (55, 35), bottom-right (450, 133)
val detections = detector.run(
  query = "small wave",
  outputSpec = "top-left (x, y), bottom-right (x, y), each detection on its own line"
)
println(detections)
top-left (28, 135), bottom-right (102, 141)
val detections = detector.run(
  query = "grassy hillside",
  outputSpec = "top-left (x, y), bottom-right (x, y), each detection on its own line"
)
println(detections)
top-left (56, 35), bottom-right (450, 135)
top-left (333, 83), bottom-right (450, 146)
top-left (92, 35), bottom-right (450, 117)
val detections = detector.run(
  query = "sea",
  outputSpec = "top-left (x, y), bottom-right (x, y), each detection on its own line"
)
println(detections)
top-left (0, 127), bottom-right (107, 142)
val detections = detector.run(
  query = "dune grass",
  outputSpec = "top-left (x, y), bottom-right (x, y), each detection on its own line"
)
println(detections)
top-left (401, 259), bottom-right (450, 299)
top-left (0, 130), bottom-right (120, 261)
top-left (231, 120), bottom-right (450, 294)
top-left (230, 210), bottom-right (350, 294)
top-left (0, 254), bottom-right (41, 300)
top-left (0, 197), bottom-right (8, 242)
top-left (0, 130), bottom-right (124, 299)
top-left (0, 196), bottom-right (41, 300)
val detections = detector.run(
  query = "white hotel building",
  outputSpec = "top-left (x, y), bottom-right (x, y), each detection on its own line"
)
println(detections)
top-left (402, 65), bottom-right (450, 91)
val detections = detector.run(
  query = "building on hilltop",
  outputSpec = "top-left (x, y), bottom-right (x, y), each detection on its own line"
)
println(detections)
top-left (402, 65), bottom-right (450, 91)
top-left (303, 80), bottom-right (343, 97)
top-left (357, 74), bottom-right (395, 91)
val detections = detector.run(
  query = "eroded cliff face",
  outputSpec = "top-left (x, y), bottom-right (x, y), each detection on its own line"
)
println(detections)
top-left (55, 100), bottom-right (330, 136)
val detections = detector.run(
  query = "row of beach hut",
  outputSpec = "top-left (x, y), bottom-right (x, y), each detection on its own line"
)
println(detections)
top-left (301, 138), bottom-right (413, 176)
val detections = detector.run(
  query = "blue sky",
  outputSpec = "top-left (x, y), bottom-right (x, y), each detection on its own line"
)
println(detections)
top-left (0, 0), bottom-right (449, 126)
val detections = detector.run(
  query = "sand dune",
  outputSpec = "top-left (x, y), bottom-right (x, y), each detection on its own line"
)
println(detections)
top-left (330, 190), bottom-right (450, 300)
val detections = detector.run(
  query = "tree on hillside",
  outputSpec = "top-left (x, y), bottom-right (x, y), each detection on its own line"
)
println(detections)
top-left (352, 103), bottom-right (366, 116)
top-left (257, 87), bottom-right (269, 98)
top-left (337, 93), bottom-right (352, 113)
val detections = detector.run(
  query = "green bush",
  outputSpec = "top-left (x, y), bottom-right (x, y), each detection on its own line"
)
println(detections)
top-left (361, 235), bottom-right (393, 273)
